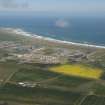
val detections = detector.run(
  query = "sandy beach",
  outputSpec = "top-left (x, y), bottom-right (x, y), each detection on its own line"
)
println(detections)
top-left (2, 27), bottom-right (105, 49)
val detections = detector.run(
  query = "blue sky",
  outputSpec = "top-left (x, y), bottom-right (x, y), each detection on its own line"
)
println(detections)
top-left (0, 0), bottom-right (105, 16)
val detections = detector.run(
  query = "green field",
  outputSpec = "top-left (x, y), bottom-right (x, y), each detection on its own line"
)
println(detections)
top-left (81, 95), bottom-right (105, 105)
top-left (1, 83), bottom-right (105, 105)
top-left (0, 83), bottom-right (84, 105)
top-left (92, 83), bottom-right (105, 95)
top-left (42, 75), bottom-right (91, 89)
top-left (0, 62), bottom-right (20, 84)
top-left (10, 66), bottom-right (91, 90)
top-left (11, 67), bottom-right (59, 82)
top-left (0, 61), bottom-right (105, 105)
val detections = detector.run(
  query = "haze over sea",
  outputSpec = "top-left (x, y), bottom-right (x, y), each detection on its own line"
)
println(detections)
top-left (0, 14), bottom-right (105, 46)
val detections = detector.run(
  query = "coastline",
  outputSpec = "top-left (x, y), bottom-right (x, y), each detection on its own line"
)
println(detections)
top-left (1, 27), bottom-right (105, 49)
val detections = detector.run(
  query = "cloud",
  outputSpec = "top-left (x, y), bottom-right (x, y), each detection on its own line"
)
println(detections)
top-left (55, 19), bottom-right (69, 28)
top-left (0, 0), bottom-right (29, 10)
top-left (0, 0), bottom-right (104, 15)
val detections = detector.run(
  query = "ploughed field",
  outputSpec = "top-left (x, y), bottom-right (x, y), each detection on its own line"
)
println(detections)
top-left (50, 64), bottom-right (103, 79)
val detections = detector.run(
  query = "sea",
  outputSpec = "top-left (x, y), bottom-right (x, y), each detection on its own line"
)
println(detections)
top-left (0, 14), bottom-right (105, 46)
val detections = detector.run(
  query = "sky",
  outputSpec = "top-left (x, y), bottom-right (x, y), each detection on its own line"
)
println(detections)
top-left (0, 0), bottom-right (105, 16)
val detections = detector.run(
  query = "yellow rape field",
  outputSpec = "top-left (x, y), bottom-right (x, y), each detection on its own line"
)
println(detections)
top-left (50, 64), bottom-right (103, 79)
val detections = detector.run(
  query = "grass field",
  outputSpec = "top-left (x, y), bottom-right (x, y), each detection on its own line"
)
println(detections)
top-left (0, 83), bottom-right (84, 105)
top-left (50, 64), bottom-right (103, 79)
top-left (0, 62), bottom-right (20, 83)
top-left (0, 62), bottom-right (42, 85)
top-left (11, 67), bottom-right (59, 82)
top-left (92, 83), bottom-right (105, 95)
top-left (43, 75), bottom-right (91, 89)
top-left (10, 65), bottom-right (91, 90)
top-left (81, 95), bottom-right (105, 105)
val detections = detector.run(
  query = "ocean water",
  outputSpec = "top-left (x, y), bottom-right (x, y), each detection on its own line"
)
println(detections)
top-left (0, 16), bottom-right (105, 46)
